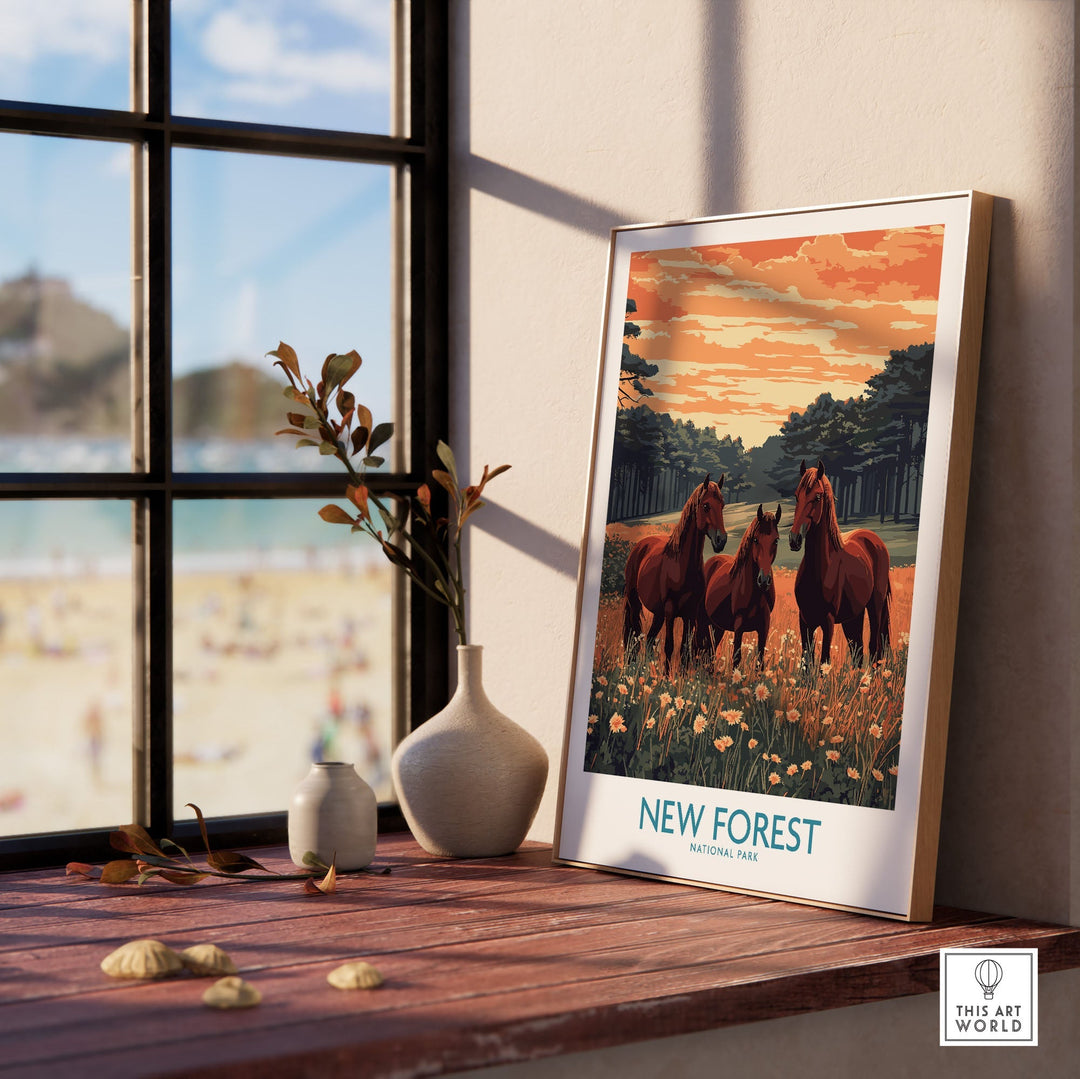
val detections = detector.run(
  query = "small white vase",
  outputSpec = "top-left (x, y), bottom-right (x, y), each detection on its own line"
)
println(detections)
top-left (391, 644), bottom-right (548, 858)
top-left (287, 761), bottom-right (377, 870)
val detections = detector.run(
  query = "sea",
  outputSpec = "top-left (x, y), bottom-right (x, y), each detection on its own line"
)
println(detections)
top-left (0, 437), bottom-right (383, 578)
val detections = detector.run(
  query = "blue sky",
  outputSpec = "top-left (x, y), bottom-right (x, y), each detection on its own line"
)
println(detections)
top-left (0, 0), bottom-right (394, 411)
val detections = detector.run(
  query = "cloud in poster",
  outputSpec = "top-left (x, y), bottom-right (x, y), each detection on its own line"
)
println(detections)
top-left (625, 226), bottom-right (944, 447)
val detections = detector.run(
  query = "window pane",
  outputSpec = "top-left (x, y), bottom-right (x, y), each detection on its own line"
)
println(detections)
top-left (172, 499), bottom-right (395, 819)
top-left (0, 501), bottom-right (133, 837)
top-left (171, 0), bottom-right (394, 135)
top-left (171, 149), bottom-right (394, 473)
top-left (0, 134), bottom-right (132, 472)
top-left (0, 1), bottom-right (130, 111)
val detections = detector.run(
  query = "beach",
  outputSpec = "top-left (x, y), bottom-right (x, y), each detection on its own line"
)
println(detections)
top-left (0, 559), bottom-right (395, 840)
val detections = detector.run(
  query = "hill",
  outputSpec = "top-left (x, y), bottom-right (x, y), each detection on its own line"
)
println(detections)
top-left (0, 271), bottom-right (284, 439)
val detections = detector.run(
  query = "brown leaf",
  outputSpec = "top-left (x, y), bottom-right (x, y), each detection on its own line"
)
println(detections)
top-left (109, 824), bottom-right (166, 858)
top-left (319, 504), bottom-right (355, 526)
top-left (458, 498), bottom-right (486, 528)
top-left (158, 870), bottom-right (209, 886)
top-left (274, 427), bottom-right (309, 438)
top-left (354, 404), bottom-right (373, 438)
top-left (207, 850), bottom-right (270, 874)
top-left (268, 342), bottom-right (301, 381)
top-left (65, 862), bottom-right (97, 879)
top-left (100, 859), bottom-right (143, 884)
top-left (431, 469), bottom-right (457, 498)
top-left (321, 351), bottom-right (362, 394)
top-left (346, 484), bottom-right (370, 522)
top-left (351, 426), bottom-right (369, 456)
top-left (380, 540), bottom-right (415, 572)
top-left (416, 484), bottom-right (431, 511)
top-left (303, 859), bottom-right (338, 895)
top-left (185, 803), bottom-right (213, 857)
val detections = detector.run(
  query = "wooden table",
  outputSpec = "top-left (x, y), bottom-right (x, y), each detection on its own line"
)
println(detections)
top-left (2, 833), bottom-right (1078, 1078)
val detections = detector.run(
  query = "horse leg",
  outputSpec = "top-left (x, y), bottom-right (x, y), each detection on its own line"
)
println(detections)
top-left (799, 615), bottom-right (816, 667)
top-left (732, 629), bottom-right (744, 670)
top-left (660, 601), bottom-right (677, 673)
top-left (868, 581), bottom-right (892, 662)
top-left (842, 612), bottom-right (865, 667)
top-left (756, 610), bottom-right (771, 669)
top-left (644, 603), bottom-right (663, 665)
top-left (819, 619), bottom-right (835, 671)
top-left (682, 604), bottom-right (711, 669)
top-left (623, 583), bottom-right (643, 657)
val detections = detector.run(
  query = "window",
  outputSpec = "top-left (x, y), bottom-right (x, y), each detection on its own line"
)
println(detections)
top-left (0, 1), bottom-right (448, 868)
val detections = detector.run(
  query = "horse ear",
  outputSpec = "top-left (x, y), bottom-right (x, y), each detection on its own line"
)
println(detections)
top-left (717, 474), bottom-right (725, 489)
top-left (799, 459), bottom-right (807, 475)
top-left (757, 503), bottom-right (764, 521)
top-left (703, 473), bottom-right (710, 488)
top-left (816, 458), bottom-right (826, 478)
top-left (775, 503), bottom-right (782, 526)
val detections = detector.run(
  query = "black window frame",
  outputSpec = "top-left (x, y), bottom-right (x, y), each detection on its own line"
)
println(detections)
top-left (0, 1), bottom-right (448, 870)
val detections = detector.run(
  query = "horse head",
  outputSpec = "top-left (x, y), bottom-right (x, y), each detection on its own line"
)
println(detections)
top-left (752, 503), bottom-right (781, 589)
top-left (696, 473), bottom-right (727, 553)
top-left (789, 459), bottom-right (827, 552)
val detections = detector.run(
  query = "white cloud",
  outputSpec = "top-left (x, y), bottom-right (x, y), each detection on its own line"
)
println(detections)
top-left (0, 0), bottom-right (128, 64)
top-left (197, 5), bottom-right (390, 108)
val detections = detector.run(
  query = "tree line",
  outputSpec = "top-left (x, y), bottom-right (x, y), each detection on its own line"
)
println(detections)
top-left (765, 342), bottom-right (933, 524)
top-left (608, 294), bottom-right (933, 526)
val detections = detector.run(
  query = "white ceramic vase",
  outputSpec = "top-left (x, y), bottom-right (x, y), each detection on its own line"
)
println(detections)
top-left (287, 761), bottom-right (377, 870)
top-left (391, 644), bottom-right (548, 858)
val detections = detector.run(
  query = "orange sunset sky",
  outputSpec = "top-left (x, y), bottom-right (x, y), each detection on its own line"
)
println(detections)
top-left (624, 225), bottom-right (945, 449)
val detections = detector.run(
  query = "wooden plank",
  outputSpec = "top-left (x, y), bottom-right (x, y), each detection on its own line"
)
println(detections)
top-left (0, 838), bottom-right (1077, 1079)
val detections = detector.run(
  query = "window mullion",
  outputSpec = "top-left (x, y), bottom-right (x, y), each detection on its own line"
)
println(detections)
top-left (140, 1), bottom-right (173, 837)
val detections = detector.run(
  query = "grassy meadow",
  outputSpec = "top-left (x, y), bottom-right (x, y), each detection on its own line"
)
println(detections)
top-left (584, 505), bottom-right (915, 810)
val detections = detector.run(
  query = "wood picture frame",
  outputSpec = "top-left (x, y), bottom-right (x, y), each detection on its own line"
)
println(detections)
top-left (555, 192), bottom-right (993, 921)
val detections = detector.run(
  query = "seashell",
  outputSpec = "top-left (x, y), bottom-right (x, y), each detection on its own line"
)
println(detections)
top-left (202, 976), bottom-right (261, 1009)
top-left (100, 939), bottom-right (184, 980)
top-left (179, 943), bottom-right (238, 977)
top-left (327, 960), bottom-right (384, 990)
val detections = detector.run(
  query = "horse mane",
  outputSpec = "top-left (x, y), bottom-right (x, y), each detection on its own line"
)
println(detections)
top-left (797, 468), bottom-right (843, 551)
top-left (664, 482), bottom-right (705, 558)
top-left (732, 511), bottom-right (777, 571)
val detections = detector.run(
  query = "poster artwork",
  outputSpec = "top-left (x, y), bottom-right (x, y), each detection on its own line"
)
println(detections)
top-left (584, 226), bottom-right (944, 812)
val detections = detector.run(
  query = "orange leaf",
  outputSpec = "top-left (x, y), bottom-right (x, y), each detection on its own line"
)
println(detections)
top-left (185, 803), bottom-right (213, 857)
top-left (100, 859), bottom-right (143, 884)
top-left (346, 485), bottom-right (371, 522)
top-left (319, 504), bottom-right (355, 526)
top-left (65, 862), bottom-right (96, 879)
top-left (109, 824), bottom-right (165, 858)
top-left (431, 469), bottom-right (457, 498)
top-left (268, 342), bottom-right (301, 381)
top-left (158, 870), bottom-right (209, 886)
top-left (416, 484), bottom-right (431, 511)
top-left (303, 859), bottom-right (338, 895)
top-left (207, 850), bottom-right (270, 873)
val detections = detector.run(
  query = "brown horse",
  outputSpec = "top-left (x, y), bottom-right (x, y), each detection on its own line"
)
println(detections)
top-left (788, 459), bottom-right (891, 667)
top-left (704, 503), bottom-right (781, 669)
top-left (623, 475), bottom-right (727, 672)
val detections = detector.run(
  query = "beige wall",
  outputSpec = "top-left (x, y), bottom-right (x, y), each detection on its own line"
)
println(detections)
top-left (450, 0), bottom-right (1075, 1071)
top-left (452, 0), bottom-right (1075, 923)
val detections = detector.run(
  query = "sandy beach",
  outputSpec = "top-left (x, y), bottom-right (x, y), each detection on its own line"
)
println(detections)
top-left (0, 560), bottom-right (395, 840)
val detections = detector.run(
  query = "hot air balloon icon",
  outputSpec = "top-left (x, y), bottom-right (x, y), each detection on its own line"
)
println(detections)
top-left (974, 958), bottom-right (1004, 1000)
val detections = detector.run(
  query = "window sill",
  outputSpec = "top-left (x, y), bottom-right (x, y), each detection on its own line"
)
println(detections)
top-left (3, 833), bottom-right (1078, 1078)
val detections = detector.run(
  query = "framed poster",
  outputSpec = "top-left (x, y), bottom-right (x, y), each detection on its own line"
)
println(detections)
top-left (554, 192), bottom-right (993, 921)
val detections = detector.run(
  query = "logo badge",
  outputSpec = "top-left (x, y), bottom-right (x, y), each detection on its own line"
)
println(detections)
top-left (940, 948), bottom-right (1038, 1046)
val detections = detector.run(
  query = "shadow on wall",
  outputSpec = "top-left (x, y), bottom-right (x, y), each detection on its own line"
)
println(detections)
top-left (451, 0), bottom-right (738, 582)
